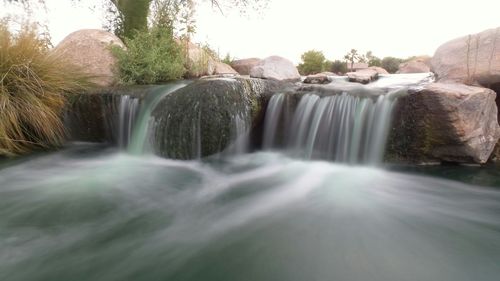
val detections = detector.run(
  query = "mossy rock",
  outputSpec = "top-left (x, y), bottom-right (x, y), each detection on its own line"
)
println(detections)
top-left (151, 77), bottom-right (289, 159)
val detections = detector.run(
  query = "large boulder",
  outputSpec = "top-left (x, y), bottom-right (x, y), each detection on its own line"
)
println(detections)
top-left (151, 77), bottom-right (289, 159)
top-left (250, 56), bottom-right (301, 81)
top-left (346, 69), bottom-right (378, 84)
top-left (213, 62), bottom-right (238, 75)
top-left (54, 29), bottom-right (124, 87)
top-left (231, 58), bottom-right (262, 75)
top-left (398, 58), bottom-right (431, 74)
top-left (183, 41), bottom-right (217, 78)
top-left (368, 66), bottom-right (389, 74)
top-left (431, 27), bottom-right (500, 87)
top-left (387, 83), bottom-right (500, 164)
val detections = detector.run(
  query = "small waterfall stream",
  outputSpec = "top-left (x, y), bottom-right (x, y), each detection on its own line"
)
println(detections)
top-left (117, 95), bottom-right (139, 148)
top-left (115, 82), bottom-right (189, 154)
top-left (263, 90), bottom-right (404, 164)
top-left (261, 73), bottom-right (433, 164)
top-left (113, 74), bottom-right (432, 161)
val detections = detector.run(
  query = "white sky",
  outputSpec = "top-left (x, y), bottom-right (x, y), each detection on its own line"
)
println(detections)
top-left (3, 0), bottom-right (500, 63)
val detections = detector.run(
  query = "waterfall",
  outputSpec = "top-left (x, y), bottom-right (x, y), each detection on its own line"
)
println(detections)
top-left (127, 83), bottom-right (188, 154)
top-left (118, 95), bottom-right (139, 148)
top-left (115, 82), bottom-right (189, 154)
top-left (263, 91), bottom-right (403, 164)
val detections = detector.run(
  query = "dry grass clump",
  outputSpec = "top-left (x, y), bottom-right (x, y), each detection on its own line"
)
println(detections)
top-left (0, 20), bottom-right (93, 156)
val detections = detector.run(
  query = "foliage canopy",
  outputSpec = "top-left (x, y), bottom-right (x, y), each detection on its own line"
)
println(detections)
top-left (298, 50), bottom-right (326, 75)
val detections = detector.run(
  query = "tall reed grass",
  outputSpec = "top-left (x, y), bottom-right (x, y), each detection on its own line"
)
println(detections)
top-left (0, 20), bottom-right (93, 156)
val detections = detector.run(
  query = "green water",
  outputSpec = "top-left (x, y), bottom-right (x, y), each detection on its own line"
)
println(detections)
top-left (389, 163), bottom-right (500, 188)
top-left (1, 143), bottom-right (500, 280)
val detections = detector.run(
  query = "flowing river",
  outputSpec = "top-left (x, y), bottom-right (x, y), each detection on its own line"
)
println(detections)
top-left (1, 144), bottom-right (500, 281)
top-left (1, 73), bottom-right (500, 280)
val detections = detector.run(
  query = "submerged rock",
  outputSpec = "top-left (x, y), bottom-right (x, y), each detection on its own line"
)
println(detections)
top-left (250, 56), bottom-right (301, 81)
top-left (151, 77), bottom-right (289, 159)
top-left (387, 82), bottom-right (500, 164)
top-left (431, 27), bottom-right (500, 87)
top-left (54, 29), bottom-right (124, 87)
top-left (346, 69), bottom-right (379, 84)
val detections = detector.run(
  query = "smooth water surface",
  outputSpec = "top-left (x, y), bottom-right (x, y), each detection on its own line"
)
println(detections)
top-left (1, 144), bottom-right (500, 281)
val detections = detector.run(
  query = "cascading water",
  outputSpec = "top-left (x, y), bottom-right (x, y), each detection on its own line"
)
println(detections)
top-left (263, 91), bottom-right (401, 164)
top-left (263, 73), bottom-right (434, 164)
top-left (148, 78), bottom-right (259, 160)
top-left (113, 82), bottom-right (189, 154)
top-left (117, 95), bottom-right (139, 148)
top-left (3, 74), bottom-right (500, 281)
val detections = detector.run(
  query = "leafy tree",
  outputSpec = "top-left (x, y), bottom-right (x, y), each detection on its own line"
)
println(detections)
top-left (113, 0), bottom-right (151, 38)
top-left (343, 49), bottom-right (361, 72)
top-left (329, 60), bottom-right (348, 74)
top-left (381, 56), bottom-right (403, 73)
top-left (4, 0), bottom-right (269, 39)
top-left (297, 50), bottom-right (326, 75)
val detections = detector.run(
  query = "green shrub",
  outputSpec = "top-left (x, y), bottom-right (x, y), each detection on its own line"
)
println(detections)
top-left (0, 20), bottom-right (93, 156)
top-left (221, 52), bottom-right (233, 65)
top-left (298, 50), bottom-right (326, 75)
top-left (112, 26), bottom-right (186, 85)
top-left (381, 56), bottom-right (403, 73)
top-left (329, 60), bottom-right (348, 74)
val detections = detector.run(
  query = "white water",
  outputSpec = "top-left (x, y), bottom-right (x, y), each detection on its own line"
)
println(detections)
top-left (1, 146), bottom-right (499, 281)
top-left (263, 91), bottom-right (401, 164)
top-left (263, 73), bottom-right (433, 164)
top-left (117, 95), bottom-right (139, 148)
top-left (3, 73), bottom-right (500, 281)
top-left (114, 82), bottom-right (189, 154)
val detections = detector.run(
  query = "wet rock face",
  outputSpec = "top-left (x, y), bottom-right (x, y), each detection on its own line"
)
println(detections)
top-left (64, 94), bottom-right (117, 143)
top-left (387, 83), bottom-right (500, 164)
top-left (151, 77), bottom-right (288, 159)
top-left (63, 86), bottom-right (159, 144)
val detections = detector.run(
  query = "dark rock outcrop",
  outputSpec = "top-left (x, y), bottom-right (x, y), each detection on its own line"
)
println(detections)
top-left (387, 83), bottom-right (500, 164)
top-left (151, 77), bottom-right (290, 159)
